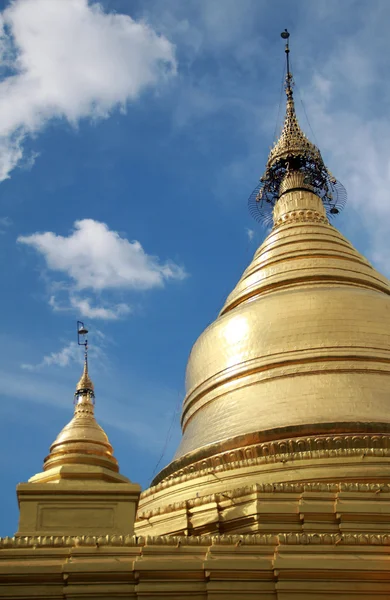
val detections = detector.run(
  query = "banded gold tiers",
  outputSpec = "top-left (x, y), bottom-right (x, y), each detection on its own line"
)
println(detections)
top-left (136, 175), bottom-right (390, 536)
top-left (176, 180), bottom-right (390, 461)
top-left (163, 179), bottom-right (390, 473)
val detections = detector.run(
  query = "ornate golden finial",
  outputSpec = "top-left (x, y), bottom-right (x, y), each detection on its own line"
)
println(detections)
top-left (267, 29), bottom-right (322, 170)
top-left (76, 358), bottom-right (94, 394)
top-left (248, 30), bottom-right (346, 225)
top-left (74, 321), bottom-right (94, 415)
top-left (75, 321), bottom-right (94, 392)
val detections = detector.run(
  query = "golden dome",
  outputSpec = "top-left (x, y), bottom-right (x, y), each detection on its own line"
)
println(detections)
top-left (174, 185), bottom-right (390, 455)
top-left (42, 361), bottom-right (119, 475)
top-left (151, 180), bottom-right (390, 486)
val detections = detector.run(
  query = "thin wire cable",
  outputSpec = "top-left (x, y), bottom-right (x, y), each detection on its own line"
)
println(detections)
top-left (273, 59), bottom-right (287, 143)
top-left (149, 389), bottom-right (183, 482)
top-left (290, 56), bottom-right (319, 147)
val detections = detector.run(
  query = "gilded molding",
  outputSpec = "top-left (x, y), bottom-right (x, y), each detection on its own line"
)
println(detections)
top-left (278, 533), bottom-right (390, 546)
top-left (144, 433), bottom-right (390, 498)
top-left (0, 534), bottom-right (138, 548)
top-left (0, 533), bottom-right (276, 549)
top-left (137, 481), bottom-right (390, 521)
top-left (4, 531), bottom-right (390, 550)
top-left (273, 209), bottom-right (328, 227)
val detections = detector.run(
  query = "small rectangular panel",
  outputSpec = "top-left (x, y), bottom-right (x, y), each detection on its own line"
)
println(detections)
top-left (38, 504), bottom-right (114, 529)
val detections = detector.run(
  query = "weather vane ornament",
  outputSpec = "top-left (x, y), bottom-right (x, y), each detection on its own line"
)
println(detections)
top-left (248, 29), bottom-right (347, 226)
top-left (76, 320), bottom-right (95, 403)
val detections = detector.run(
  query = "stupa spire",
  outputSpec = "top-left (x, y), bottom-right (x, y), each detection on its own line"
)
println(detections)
top-left (75, 321), bottom-right (95, 406)
top-left (249, 30), bottom-right (346, 225)
top-left (267, 29), bottom-right (322, 171)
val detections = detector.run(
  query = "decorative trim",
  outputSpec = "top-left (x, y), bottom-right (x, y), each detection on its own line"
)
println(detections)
top-left (146, 431), bottom-right (390, 496)
top-left (0, 533), bottom-right (276, 549)
top-left (3, 531), bottom-right (390, 550)
top-left (274, 209), bottom-right (328, 227)
top-left (137, 482), bottom-right (390, 521)
top-left (278, 533), bottom-right (390, 546)
top-left (0, 535), bottom-right (141, 549)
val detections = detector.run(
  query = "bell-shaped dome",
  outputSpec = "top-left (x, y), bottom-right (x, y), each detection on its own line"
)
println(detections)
top-left (28, 359), bottom-right (125, 484)
top-left (43, 396), bottom-right (118, 474)
top-left (172, 180), bottom-right (390, 466)
top-left (149, 176), bottom-right (390, 487)
top-left (43, 360), bottom-right (118, 474)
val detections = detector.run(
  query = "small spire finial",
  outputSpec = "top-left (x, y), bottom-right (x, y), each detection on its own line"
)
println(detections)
top-left (76, 321), bottom-right (94, 400)
top-left (280, 29), bottom-right (293, 97)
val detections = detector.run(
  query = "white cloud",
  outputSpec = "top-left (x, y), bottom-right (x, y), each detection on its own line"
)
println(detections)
top-left (18, 218), bottom-right (187, 319)
top-left (297, 12), bottom-right (390, 274)
top-left (246, 228), bottom-right (254, 242)
top-left (0, 0), bottom-right (176, 179)
top-left (21, 341), bottom-right (80, 370)
top-left (49, 294), bottom-right (131, 321)
top-left (145, 0), bottom-right (265, 56)
top-left (18, 219), bottom-right (187, 289)
top-left (21, 335), bottom-right (108, 371)
top-left (0, 215), bottom-right (11, 233)
top-left (0, 134), bottom-right (24, 181)
top-left (70, 297), bottom-right (130, 320)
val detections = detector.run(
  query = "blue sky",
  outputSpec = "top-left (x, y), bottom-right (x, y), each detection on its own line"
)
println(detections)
top-left (0, 0), bottom-right (389, 536)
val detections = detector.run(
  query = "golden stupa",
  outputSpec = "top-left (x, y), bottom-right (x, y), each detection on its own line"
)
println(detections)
top-left (37, 358), bottom-right (120, 479)
top-left (135, 35), bottom-right (390, 534)
top-left (2, 31), bottom-right (390, 599)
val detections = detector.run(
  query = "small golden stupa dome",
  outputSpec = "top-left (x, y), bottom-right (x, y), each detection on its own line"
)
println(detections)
top-left (27, 325), bottom-right (130, 485)
top-left (43, 359), bottom-right (119, 475)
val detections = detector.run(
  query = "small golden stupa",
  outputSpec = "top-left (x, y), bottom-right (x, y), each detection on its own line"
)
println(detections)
top-left (16, 325), bottom-right (141, 538)
top-left (40, 353), bottom-right (120, 479)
